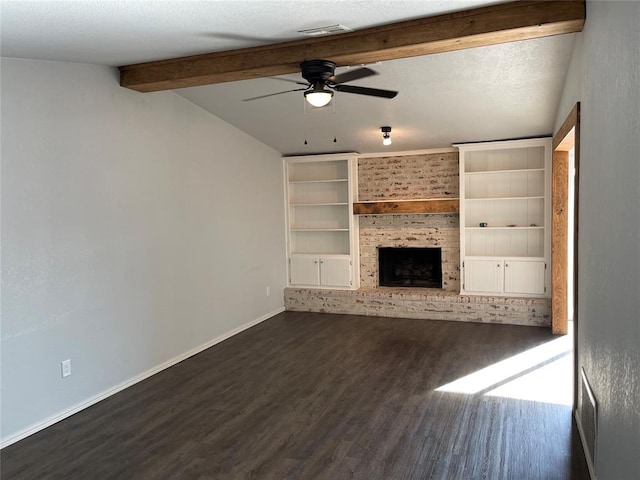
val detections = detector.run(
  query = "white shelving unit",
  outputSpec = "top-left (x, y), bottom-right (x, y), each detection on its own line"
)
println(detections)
top-left (456, 138), bottom-right (551, 296)
top-left (285, 154), bottom-right (359, 288)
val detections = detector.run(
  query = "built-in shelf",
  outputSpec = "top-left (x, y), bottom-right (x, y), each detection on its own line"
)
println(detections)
top-left (289, 179), bottom-right (348, 184)
top-left (464, 168), bottom-right (545, 175)
top-left (353, 198), bottom-right (459, 215)
top-left (457, 138), bottom-right (551, 297)
top-left (291, 228), bottom-right (349, 232)
top-left (291, 202), bottom-right (349, 206)
top-left (465, 196), bottom-right (545, 201)
top-left (285, 154), bottom-right (359, 289)
top-left (465, 226), bottom-right (544, 230)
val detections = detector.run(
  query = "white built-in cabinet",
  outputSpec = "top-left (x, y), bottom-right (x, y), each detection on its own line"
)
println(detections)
top-left (285, 154), bottom-right (359, 288)
top-left (457, 138), bottom-right (551, 296)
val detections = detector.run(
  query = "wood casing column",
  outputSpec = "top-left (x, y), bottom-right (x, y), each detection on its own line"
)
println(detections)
top-left (552, 150), bottom-right (569, 335)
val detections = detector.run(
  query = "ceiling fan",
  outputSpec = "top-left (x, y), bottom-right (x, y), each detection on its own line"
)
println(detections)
top-left (243, 59), bottom-right (398, 107)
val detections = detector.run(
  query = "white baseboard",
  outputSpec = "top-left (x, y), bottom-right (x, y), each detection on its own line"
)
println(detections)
top-left (0, 307), bottom-right (285, 449)
top-left (574, 409), bottom-right (597, 480)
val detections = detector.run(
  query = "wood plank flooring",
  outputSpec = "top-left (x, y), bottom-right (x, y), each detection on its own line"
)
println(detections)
top-left (1, 312), bottom-right (589, 479)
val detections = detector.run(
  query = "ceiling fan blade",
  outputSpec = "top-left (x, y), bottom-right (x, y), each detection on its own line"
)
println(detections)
top-left (329, 67), bottom-right (378, 84)
top-left (242, 87), bottom-right (307, 102)
top-left (334, 84), bottom-right (398, 99)
top-left (272, 77), bottom-right (309, 86)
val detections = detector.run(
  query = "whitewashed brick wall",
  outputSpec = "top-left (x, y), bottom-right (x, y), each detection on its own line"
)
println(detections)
top-left (284, 287), bottom-right (551, 327)
top-left (358, 152), bottom-right (459, 201)
top-left (357, 152), bottom-right (460, 290)
top-left (359, 214), bottom-right (460, 290)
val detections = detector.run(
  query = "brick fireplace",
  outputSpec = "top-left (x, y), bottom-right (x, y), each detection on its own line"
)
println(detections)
top-left (357, 151), bottom-right (460, 289)
top-left (359, 213), bottom-right (459, 290)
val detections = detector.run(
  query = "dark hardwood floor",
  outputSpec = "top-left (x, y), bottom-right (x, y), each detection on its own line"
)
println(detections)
top-left (1, 312), bottom-right (589, 479)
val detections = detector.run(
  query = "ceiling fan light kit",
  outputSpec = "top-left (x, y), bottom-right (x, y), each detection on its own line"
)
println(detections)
top-left (304, 87), bottom-right (334, 107)
top-left (244, 59), bottom-right (398, 108)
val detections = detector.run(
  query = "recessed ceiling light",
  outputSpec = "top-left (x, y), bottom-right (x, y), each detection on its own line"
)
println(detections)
top-left (297, 25), bottom-right (353, 37)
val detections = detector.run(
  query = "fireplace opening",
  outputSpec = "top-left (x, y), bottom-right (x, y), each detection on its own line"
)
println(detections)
top-left (378, 247), bottom-right (442, 288)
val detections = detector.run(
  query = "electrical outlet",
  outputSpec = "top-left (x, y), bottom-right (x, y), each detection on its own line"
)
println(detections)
top-left (61, 359), bottom-right (71, 378)
top-left (266, 286), bottom-right (270, 297)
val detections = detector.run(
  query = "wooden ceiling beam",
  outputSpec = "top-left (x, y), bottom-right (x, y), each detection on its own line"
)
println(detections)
top-left (119, 0), bottom-right (585, 92)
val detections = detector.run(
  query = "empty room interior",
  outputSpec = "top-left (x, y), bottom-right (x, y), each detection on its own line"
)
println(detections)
top-left (1, 1), bottom-right (638, 479)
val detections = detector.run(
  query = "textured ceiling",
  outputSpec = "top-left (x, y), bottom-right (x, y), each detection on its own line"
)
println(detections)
top-left (178, 36), bottom-right (574, 155)
top-left (0, 0), bottom-right (575, 155)
top-left (0, 0), bottom-right (508, 65)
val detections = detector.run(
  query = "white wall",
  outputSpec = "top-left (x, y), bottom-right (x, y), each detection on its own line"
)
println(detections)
top-left (554, 2), bottom-right (640, 478)
top-left (553, 32), bottom-right (584, 132)
top-left (0, 58), bottom-right (287, 444)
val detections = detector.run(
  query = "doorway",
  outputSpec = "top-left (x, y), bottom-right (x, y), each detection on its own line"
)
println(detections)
top-left (551, 102), bottom-right (580, 408)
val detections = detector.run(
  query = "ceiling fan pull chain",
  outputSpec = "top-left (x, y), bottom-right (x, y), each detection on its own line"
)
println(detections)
top-left (333, 99), bottom-right (337, 143)
top-left (303, 99), bottom-right (309, 146)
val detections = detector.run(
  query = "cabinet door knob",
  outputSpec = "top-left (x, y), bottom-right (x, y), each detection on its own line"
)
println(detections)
top-left (497, 263), bottom-right (501, 267)
top-left (314, 260), bottom-right (318, 264)
top-left (505, 263), bottom-right (509, 267)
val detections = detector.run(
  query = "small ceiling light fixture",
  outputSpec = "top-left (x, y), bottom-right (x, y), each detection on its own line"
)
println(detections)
top-left (304, 82), bottom-right (334, 107)
top-left (381, 126), bottom-right (392, 146)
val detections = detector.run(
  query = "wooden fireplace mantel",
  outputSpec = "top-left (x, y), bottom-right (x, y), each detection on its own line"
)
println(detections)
top-left (353, 199), bottom-right (459, 215)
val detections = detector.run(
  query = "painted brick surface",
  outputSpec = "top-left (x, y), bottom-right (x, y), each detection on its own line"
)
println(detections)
top-left (358, 152), bottom-right (459, 201)
top-left (284, 287), bottom-right (551, 327)
top-left (358, 213), bottom-right (460, 291)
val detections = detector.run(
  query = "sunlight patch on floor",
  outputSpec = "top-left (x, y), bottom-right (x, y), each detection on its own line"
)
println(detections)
top-left (435, 329), bottom-right (573, 406)
top-left (484, 353), bottom-right (572, 405)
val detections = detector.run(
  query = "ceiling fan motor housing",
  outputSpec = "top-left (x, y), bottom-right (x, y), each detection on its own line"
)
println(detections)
top-left (300, 60), bottom-right (337, 84)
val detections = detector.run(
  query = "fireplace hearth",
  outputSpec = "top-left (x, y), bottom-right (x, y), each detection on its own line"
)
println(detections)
top-left (378, 247), bottom-right (442, 288)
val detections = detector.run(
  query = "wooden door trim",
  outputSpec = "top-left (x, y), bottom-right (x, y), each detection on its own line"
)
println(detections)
top-left (551, 103), bottom-right (580, 335)
top-left (553, 103), bottom-right (580, 151)
top-left (552, 102), bottom-right (580, 411)
top-left (552, 150), bottom-right (569, 335)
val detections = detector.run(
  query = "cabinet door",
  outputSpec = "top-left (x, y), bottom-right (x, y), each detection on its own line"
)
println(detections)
top-left (504, 260), bottom-right (545, 295)
top-left (290, 256), bottom-right (320, 286)
top-left (464, 259), bottom-right (503, 293)
top-left (320, 256), bottom-right (351, 287)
